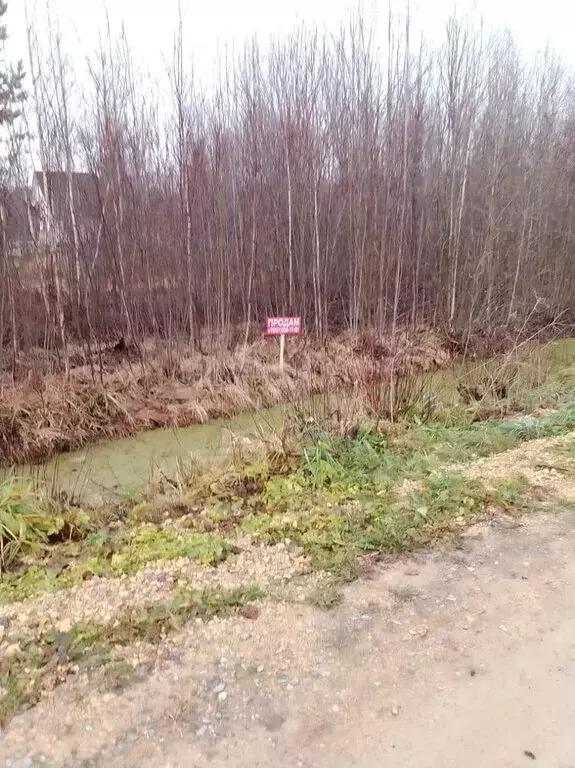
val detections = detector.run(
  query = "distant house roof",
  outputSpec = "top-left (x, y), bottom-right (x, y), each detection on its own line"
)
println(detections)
top-left (0, 187), bottom-right (35, 245)
top-left (32, 171), bottom-right (101, 223)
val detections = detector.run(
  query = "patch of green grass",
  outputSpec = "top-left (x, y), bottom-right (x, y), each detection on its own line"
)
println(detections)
top-left (244, 472), bottom-right (525, 580)
top-left (0, 565), bottom-right (61, 602)
top-left (392, 407), bottom-right (575, 468)
top-left (0, 584), bottom-right (263, 724)
top-left (266, 424), bottom-right (430, 499)
top-left (261, 403), bottom-right (575, 506)
top-left (241, 398), bottom-right (571, 578)
top-left (0, 526), bottom-right (232, 602)
top-left (300, 427), bottom-right (388, 487)
top-left (396, 420), bottom-right (516, 463)
top-left (110, 526), bottom-right (230, 573)
top-left (502, 409), bottom-right (575, 439)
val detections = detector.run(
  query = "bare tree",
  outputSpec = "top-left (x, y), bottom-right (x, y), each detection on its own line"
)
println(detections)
top-left (2, 5), bottom-right (573, 372)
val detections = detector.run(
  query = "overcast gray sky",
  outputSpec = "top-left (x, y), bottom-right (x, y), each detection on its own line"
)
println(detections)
top-left (5, 0), bottom-right (574, 85)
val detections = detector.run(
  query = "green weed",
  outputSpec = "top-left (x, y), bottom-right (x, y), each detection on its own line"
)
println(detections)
top-left (0, 675), bottom-right (21, 725)
top-left (0, 565), bottom-right (60, 602)
top-left (244, 471), bottom-right (524, 580)
top-left (0, 479), bottom-right (91, 573)
top-left (98, 660), bottom-right (141, 692)
top-left (307, 581), bottom-right (344, 610)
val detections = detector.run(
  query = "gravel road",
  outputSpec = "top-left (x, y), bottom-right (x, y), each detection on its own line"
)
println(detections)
top-left (1, 504), bottom-right (574, 768)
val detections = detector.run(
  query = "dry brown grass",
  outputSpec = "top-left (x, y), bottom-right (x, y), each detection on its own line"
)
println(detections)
top-left (0, 328), bottom-right (452, 467)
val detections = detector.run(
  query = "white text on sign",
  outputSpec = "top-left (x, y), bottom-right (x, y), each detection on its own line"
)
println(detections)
top-left (265, 316), bottom-right (301, 336)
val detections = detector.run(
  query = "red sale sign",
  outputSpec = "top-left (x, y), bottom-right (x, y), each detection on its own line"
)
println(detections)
top-left (265, 316), bottom-right (301, 336)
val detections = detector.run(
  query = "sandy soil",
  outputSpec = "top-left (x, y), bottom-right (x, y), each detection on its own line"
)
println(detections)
top-left (0, 500), bottom-right (574, 768)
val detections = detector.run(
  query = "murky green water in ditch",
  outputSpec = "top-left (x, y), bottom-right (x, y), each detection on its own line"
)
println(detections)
top-left (20, 407), bottom-right (288, 504)
top-left (10, 338), bottom-right (575, 504)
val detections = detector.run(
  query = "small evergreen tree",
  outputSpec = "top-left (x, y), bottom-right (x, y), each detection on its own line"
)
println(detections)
top-left (0, 0), bottom-right (26, 375)
top-left (0, 1), bottom-right (25, 174)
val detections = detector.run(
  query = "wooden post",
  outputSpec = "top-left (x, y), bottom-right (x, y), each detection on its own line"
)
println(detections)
top-left (279, 333), bottom-right (285, 371)
top-left (266, 317), bottom-right (300, 367)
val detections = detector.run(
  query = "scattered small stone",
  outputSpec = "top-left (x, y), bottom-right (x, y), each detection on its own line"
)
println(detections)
top-left (218, 691), bottom-right (228, 702)
top-left (391, 705), bottom-right (400, 717)
top-left (390, 584), bottom-right (420, 601)
top-left (331, 704), bottom-right (340, 713)
top-left (499, 625), bottom-right (509, 633)
top-left (4, 644), bottom-right (20, 659)
top-left (263, 713), bottom-right (286, 732)
top-left (241, 606), bottom-right (260, 620)
top-left (56, 618), bottom-right (72, 633)
top-left (85, 721), bottom-right (93, 733)
top-left (213, 682), bottom-right (226, 694)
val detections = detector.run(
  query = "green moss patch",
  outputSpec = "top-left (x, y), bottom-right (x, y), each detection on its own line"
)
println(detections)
top-left (0, 527), bottom-right (232, 602)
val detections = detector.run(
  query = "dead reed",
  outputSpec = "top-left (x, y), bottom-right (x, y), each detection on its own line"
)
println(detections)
top-left (0, 329), bottom-right (450, 467)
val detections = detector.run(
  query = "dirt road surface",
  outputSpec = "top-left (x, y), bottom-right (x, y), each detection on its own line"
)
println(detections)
top-left (1, 503), bottom-right (574, 767)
